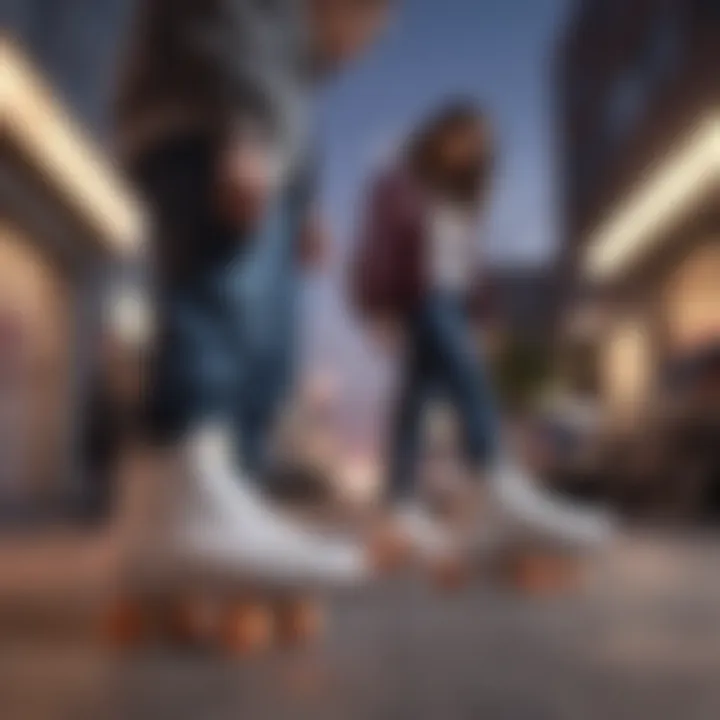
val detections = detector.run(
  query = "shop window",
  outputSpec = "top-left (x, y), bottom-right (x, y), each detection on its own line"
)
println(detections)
top-left (0, 226), bottom-right (71, 510)
top-left (664, 243), bottom-right (720, 351)
top-left (603, 317), bottom-right (654, 422)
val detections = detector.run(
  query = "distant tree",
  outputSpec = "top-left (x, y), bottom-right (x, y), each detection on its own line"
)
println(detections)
top-left (492, 338), bottom-right (553, 412)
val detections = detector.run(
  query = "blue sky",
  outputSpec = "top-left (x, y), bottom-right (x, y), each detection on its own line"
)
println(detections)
top-left (319, 0), bottom-right (572, 266)
top-left (303, 0), bottom-right (572, 425)
top-left (8, 0), bottom-right (573, 438)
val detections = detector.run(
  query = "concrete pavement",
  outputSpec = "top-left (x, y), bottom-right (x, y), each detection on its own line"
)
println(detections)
top-left (2, 530), bottom-right (720, 719)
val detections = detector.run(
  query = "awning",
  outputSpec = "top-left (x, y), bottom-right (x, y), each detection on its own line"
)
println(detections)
top-left (584, 114), bottom-right (720, 281)
top-left (0, 38), bottom-right (144, 257)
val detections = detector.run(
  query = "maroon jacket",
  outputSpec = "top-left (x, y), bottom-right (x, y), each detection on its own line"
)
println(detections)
top-left (351, 164), bottom-right (491, 321)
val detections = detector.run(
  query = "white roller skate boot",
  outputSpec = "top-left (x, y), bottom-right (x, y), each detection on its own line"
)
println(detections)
top-left (484, 456), bottom-right (615, 552)
top-left (470, 456), bottom-right (615, 593)
top-left (107, 424), bottom-right (370, 650)
top-left (368, 502), bottom-right (469, 590)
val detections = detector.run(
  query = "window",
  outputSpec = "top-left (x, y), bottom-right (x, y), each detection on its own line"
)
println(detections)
top-left (602, 5), bottom-right (683, 153)
top-left (605, 72), bottom-right (646, 146)
top-left (644, 7), bottom-right (683, 87)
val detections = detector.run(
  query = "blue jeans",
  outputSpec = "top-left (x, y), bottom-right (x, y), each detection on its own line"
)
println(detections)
top-left (388, 292), bottom-right (498, 500)
top-left (135, 136), bottom-right (302, 476)
top-left (231, 178), bottom-right (302, 474)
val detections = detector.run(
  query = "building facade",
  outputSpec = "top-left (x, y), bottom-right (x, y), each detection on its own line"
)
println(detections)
top-left (2, 0), bottom-right (132, 137)
top-left (556, 0), bottom-right (720, 423)
top-left (1, 4), bottom-right (143, 522)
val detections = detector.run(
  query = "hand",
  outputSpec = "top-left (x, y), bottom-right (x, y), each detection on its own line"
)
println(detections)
top-left (298, 210), bottom-right (330, 270)
top-left (214, 134), bottom-right (282, 230)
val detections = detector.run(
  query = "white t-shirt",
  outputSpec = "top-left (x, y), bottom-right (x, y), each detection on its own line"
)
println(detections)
top-left (427, 203), bottom-right (477, 294)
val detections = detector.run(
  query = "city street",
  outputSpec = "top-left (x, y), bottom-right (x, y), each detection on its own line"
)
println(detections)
top-left (2, 531), bottom-right (720, 720)
top-left (3, 2), bottom-right (720, 719)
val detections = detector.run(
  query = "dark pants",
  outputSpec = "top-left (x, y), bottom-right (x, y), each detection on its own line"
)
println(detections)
top-left (388, 292), bottom-right (498, 500)
top-left (134, 136), bottom-right (301, 476)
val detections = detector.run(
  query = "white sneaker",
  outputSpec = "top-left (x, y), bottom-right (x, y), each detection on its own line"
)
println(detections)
top-left (477, 457), bottom-right (615, 555)
top-left (122, 424), bottom-right (369, 594)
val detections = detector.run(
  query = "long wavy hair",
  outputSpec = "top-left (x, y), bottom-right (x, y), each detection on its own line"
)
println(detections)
top-left (405, 98), bottom-right (494, 208)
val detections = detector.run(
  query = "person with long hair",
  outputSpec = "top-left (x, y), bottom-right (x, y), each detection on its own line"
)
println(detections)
top-left (354, 99), bottom-right (613, 569)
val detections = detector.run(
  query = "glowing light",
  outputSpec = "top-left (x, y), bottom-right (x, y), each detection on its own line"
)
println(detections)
top-left (0, 38), bottom-right (144, 256)
top-left (109, 286), bottom-right (153, 346)
top-left (585, 115), bottom-right (720, 280)
top-left (602, 317), bottom-right (652, 420)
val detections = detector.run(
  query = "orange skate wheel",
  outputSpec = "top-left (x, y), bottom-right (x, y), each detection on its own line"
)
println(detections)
top-left (101, 598), bottom-right (153, 648)
top-left (510, 553), bottom-right (582, 596)
top-left (430, 555), bottom-right (472, 594)
top-left (165, 597), bottom-right (221, 647)
top-left (367, 522), bottom-right (413, 574)
top-left (219, 601), bottom-right (274, 655)
top-left (275, 597), bottom-right (325, 647)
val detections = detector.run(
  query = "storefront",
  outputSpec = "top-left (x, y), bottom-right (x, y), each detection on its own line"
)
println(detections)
top-left (0, 40), bottom-right (144, 520)
top-left (583, 114), bottom-right (720, 422)
top-left (663, 241), bottom-right (720, 353)
top-left (0, 225), bottom-right (73, 510)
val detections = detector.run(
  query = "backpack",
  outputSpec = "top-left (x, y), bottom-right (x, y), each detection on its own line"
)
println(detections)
top-left (350, 167), bottom-right (423, 320)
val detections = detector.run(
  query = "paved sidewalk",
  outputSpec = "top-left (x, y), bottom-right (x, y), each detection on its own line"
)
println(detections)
top-left (2, 531), bottom-right (720, 719)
